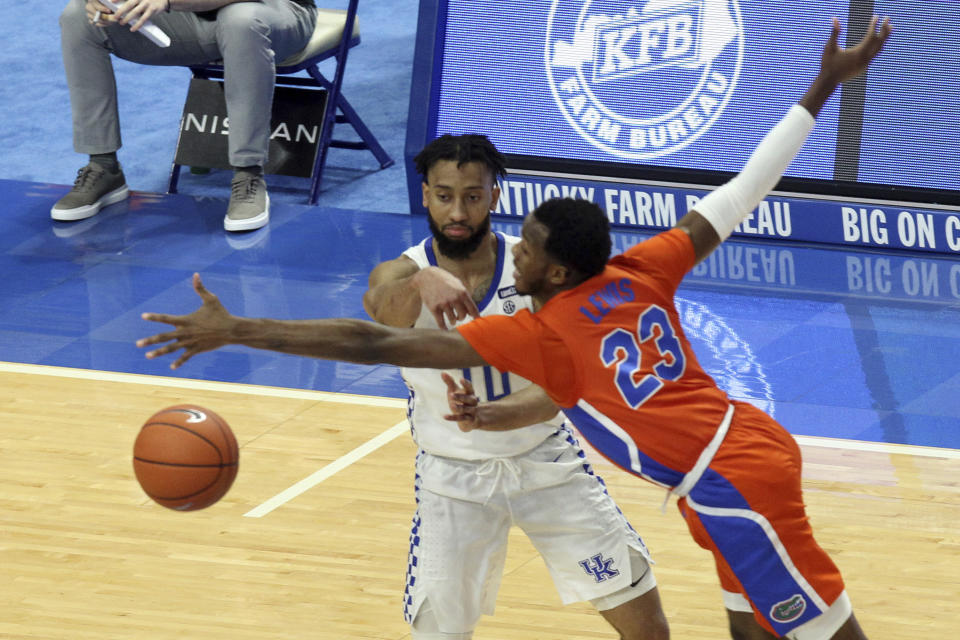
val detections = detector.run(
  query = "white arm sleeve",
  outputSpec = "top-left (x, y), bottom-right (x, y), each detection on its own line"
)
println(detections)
top-left (693, 104), bottom-right (816, 240)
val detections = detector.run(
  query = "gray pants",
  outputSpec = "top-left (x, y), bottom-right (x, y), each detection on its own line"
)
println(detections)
top-left (60, 0), bottom-right (316, 167)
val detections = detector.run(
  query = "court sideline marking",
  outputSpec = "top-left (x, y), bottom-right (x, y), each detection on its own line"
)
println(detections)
top-left (0, 361), bottom-right (407, 408)
top-left (5, 362), bottom-right (959, 517)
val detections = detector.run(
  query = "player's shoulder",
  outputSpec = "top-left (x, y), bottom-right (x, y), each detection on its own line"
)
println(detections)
top-left (620, 228), bottom-right (692, 257)
top-left (612, 229), bottom-right (692, 271)
top-left (400, 236), bottom-right (434, 269)
top-left (369, 250), bottom-right (421, 286)
top-left (605, 229), bottom-right (693, 295)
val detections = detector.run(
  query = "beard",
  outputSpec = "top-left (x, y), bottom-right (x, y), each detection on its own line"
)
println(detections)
top-left (514, 275), bottom-right (539, 297)
top-left (429, 214), bottom-right (491, 260)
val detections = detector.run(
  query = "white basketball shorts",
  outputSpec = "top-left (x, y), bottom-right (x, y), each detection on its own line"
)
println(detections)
top-left (402, 426), bottom-right (656, 633)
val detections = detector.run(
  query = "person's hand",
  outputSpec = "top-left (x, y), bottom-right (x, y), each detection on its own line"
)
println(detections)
top-left (107, 0), bottom-right (168, 32)
top-left (819, 15), bottom-right (892, 84)
top-left (137, 273), bottom-right (235, 369)
top-left (414, 267), bottom-right (480, 329)
top-left (799, 16), bottom-right (892, 117)
top-left (86, 0), bottom-right (112, 26)
top-left (441, 372), bottom-right (481, 432)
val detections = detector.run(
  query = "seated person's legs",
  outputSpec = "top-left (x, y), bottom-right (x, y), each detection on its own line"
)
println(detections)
top-left (55, 0), bottom-right (314, 229)
top-left (54, 0), bottom-right (218, 221)
top-left (54, 0), bottom-right (129, 220)
top-left (213, 0), bottom-right (316, 231)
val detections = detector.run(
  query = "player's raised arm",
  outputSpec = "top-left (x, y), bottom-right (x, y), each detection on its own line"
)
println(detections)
top-left (676, 16), bottom-right (892, 263)
top-left (137, 273), bottom-right (487, 370)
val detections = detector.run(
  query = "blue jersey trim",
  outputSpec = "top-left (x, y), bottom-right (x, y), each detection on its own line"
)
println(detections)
top-left (477, 232), bottom-right (507, 311)
top-left (561, 404), bottom-right (685, 488)
top-left (423, 236), bottom-right (437, 266)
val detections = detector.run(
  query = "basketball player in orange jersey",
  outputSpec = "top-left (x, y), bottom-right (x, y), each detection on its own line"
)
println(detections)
top-left (139, 16), bottom-right (892, 639)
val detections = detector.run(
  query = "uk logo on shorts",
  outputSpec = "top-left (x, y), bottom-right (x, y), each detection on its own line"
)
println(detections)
top-left (545, 0), bottom-right (744, 160)
top-left (579, 553), bottom-right (620, 582)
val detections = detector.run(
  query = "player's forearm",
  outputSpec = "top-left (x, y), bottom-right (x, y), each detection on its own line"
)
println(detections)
top-left (681, 104), bottom-right (815, 261)
top-left (229, 316), bottom-right (485, 369)
top-left (684, 75), bottom-right (830, 254)
top-left (475, 385), bottom-right (560, 430)
top-left (230, 316), bottom-right (408, 364)
top-left (797, 73), bottom-right (842, 119)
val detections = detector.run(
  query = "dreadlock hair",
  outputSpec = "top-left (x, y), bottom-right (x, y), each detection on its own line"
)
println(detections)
top-left (414, 134), bottom-right (507, 185)
top-left (532, 198), bottom-right (611, 282)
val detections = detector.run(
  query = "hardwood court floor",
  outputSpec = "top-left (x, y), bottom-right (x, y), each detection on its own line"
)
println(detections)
top-left (1, 365), bottom-right (957, 639)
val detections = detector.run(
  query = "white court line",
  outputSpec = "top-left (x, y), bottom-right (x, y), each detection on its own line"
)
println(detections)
top-left (5, 362), bottom-right (958, 517)
top-left (0, 361), bottom-right (406, 408)
top-left (0, 361), bottom-right (411, 518)
top-left (244, 420), bottom-right (409, 518)
top-left (794, 434), bottom-right (960, 459)
top-left (245, 429), bottom-right (960, 518)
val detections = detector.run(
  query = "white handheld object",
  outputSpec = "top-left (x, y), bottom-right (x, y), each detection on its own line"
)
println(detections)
top-left (98, 0), bottom-right (171, 48)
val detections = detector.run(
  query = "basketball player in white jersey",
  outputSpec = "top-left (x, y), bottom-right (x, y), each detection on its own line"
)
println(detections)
top-left (362, 135), bottom-right (669, 640)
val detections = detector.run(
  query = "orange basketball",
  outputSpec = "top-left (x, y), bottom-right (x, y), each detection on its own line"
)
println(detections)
top-left (133, 404), bottom-right (239, 511)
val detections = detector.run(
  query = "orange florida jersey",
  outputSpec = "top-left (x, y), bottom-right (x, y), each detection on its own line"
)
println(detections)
top-left (458, 228), bottom-right (732, 487)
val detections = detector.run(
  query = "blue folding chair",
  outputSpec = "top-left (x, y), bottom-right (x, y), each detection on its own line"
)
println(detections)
top-left (168, 0), bottom-right (393, 205)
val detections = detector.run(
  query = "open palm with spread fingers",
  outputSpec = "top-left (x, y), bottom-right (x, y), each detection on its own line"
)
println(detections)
top-left (821, 15), bottom-right (892, 83)
top-left (137, 273), bottom-right (236, 369)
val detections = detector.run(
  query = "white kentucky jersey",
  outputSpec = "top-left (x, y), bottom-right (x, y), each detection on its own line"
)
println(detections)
top-left (401, 232), bottom-right (562, 460)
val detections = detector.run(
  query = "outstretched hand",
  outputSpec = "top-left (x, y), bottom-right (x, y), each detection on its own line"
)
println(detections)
top-left (136, 273), bottom-right (234, 369)
top-left (799, 16), bottom-right (892, 117)
top-left (820, 15), bottom-right (892, 84)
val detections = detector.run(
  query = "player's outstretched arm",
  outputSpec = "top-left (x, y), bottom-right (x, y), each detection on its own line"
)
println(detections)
top-left (676, 16), bottom-right (892, 264)
top-left (441, 373), bottom-right (560, 432)
top-left (137, 273), bottom-right (488, 370)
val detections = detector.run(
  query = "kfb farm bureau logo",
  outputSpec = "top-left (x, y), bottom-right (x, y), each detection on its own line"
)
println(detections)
top-left (545, 0), bottom-right (743, 160)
